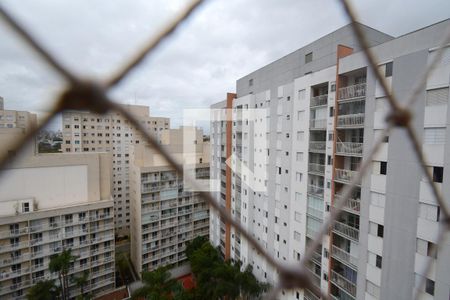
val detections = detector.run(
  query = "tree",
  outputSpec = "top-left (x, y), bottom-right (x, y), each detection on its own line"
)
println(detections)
top-left (73, 271), bottom-right (90, 300)
top-left (187, 239), bottom-right (269, 300)
top-left (131, 266), bottom-right (181, 300)
top-left (26, 279), bottom-right (58, 300)
top-left (49, 249), bottom-right (77, 300)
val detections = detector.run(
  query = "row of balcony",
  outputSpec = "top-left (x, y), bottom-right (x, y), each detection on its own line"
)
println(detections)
top-left (334, 169), bottom-right (361, 185)
top-left (330, 270), bottom-right (357, 298)
top-left (308, 163), bottom-right (325, 175)
top-left (332, 221), bottom-right (359, 241)
top-left (331, 245), bottom-right (358, 269)
top-left (334, 194), bottom-right (361, 215)
top-left (338, 83), bottom-right (366, 101)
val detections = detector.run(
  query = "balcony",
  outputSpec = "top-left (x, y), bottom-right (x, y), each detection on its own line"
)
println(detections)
top-left (305, 264), bottom-right (321, 287)
top-left (308, 163), bottom-right (325, 175)
top-left (338, 83), bottom-right (366, 101)
top-left (334, 169), bottom-right (360, 185)
top-left (336, 142), bottom-right (363, 157)
top-left (309, 141), bottom-right (326, 153)
top-left (334, 194), bottom-right (360, 215)
top-left (310, 94), bottom-right (328, 107)
top-left (336, 113), bottom-right (364, 128)
top-left (307, 185), bottom-right (324, 197)
top-left (332, 221), bottom-right (359, 241)
top-left (307, 206), bottom-right (323, 220)
top-left (331, 245), bottom-right (358, 269)
top-left (309, 118), bottom-right (327, 130)
top-left (304, 289), bottom-right (320, 300)
top-left (330, 270), bottom-right (356, 298)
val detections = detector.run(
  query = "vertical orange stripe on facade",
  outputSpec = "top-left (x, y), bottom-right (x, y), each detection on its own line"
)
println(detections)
top-left (225, 92), bottom-right (236, 260)
top-left (328, 45), bottom-right (353, 295)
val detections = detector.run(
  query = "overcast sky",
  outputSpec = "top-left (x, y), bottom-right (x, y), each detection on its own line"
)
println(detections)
top-left (1, 0), bottom-right (450, 131)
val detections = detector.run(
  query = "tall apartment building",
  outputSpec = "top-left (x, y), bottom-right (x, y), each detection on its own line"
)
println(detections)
top-left (129, 127), bottom-right (210, 276)
top-left (62, 105), bottom-right (170, 236)
top-left (210, 20), bottom-right (450, 300)
top-left (0, 131), bottom-right (115, 299)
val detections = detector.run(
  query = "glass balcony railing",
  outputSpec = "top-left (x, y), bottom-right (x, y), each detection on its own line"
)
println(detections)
top-left (331, 245), bottom-right (358, 269)
top-left (335, 168), bottom-right (361, 185)
top-left (309, 118), bottom-right (327, 130)
top-left (332, 221), bottom-right (359, 241)
top-left (309, 141), bottom-right (326, 153)
top-left (338, 83), bottom-right (366, 101)
top-left (336, 113), bottom-right (365, 128)
top-left (330, 270), bottom-right (357, 297)
top-left (310, 94), bottom-right (328, 107)
top-left (336, 142), bottom-right (363, 156)
top-left (308, 163), bottom-right (325, 174)
top-left (334, 194), bottom-right (361, 214)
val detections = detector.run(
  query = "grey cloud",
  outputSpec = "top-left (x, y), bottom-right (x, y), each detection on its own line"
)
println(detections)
top-left (0, 0), bottom-right (449, 130)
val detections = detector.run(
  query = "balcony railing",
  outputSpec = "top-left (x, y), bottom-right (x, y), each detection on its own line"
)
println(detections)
top-left (309, 141), bottom-right (326, 153)
top-left (336, 142), bottom-right (363, 156)
top-left (335, 168), bottom-right (360, 185)
top-left (309, 118), bottom-right (327, 130)
top-left (334, 194), bottom-right (360, 214)
top-left (304, 289), bottom-right (320, 300)
top-left (332, 221), bottom-right (359, 241)
top-left (308, 163), bottom-right (325, 174)
top-left (337, 113), bottom-right (365, 128)
top-left (310, 94), bottom-right (328, 107)
top-left (307, 185), bottom-right (324, 197)
top-left (307, 206), bottom-right (323, 220)
top-left (338, 83), bottom-right (366, 101)
top-left (330, 270), bottom-right (357, 297)
top-left (331, 245), bottom-right (358, 269)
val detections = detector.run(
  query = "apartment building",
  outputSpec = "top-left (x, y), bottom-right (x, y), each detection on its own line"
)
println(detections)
top-left (62, 105), bottom-right (170, 236)
top-left (0, 98), bottom-right (37, 131)
top-left (210, 20), bottom-right (450, 300)
top-left (0, 131), bottom-right (115, 299)
top-left (129, 127), bottom-right (210, 276)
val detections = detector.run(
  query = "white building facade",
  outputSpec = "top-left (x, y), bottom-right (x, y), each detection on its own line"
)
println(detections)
top-left (62, 105), bottom-right (170, 236)
top-left (210, 20), bottom-right (450, 300)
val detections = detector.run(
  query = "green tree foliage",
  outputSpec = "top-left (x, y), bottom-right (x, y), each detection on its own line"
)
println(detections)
top-left (131, 266), bottom-right (182, 300)
top-left (186, 236), bottom-right (269, 300)
top-left (26, 279), bottom-right (58, 300)
top-left (49, 249), bottom-right (78, 300)
top-left (73, 270), bottom-right (90, 300)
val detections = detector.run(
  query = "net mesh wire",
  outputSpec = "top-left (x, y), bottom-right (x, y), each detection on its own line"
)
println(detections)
top-left (1, 1), bottom-right (449, 299)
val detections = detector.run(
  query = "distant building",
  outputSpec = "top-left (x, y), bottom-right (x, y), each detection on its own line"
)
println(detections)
top-left (62, 105), bottom-right (170, 236)
top-left (211, 20), bottom-right (450, 300)
top-left (129, 127), bottom-right (210, 276)
top-left (0, 99), bottom-right (37, 132)
top-left (0, 130), bottom-right (115, 299)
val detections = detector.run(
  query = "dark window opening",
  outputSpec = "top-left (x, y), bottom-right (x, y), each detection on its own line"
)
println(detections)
top-left (433, 166), bottom-right (443, 183)
top-left (385, 62), bottom-right (393, 77)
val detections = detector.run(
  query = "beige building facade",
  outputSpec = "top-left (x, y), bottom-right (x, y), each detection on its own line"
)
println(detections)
top-left (62, 105), bottom-right (170, 236)
top-left (0, 129), bottom-right (115, 299)
top-left (129, 127), bottom-right (210, 276)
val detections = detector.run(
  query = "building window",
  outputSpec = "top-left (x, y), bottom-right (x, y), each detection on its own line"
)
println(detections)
top-left (380, 161), bottom-right (387, 175)
top-left (305, 52), bottom-right (313, 63)
top-left (249, 78), bottom-right (253, 87)
top-left (22, 202), bottom-right (30, 213)
top-left (329, 107), bottom-right (334, 117)
top-left (424, 128), bottom-right (445, 144)
top-left (425, 278), bottom-right (435, 296)
top-left (433, 166), bottom-right (443, 183)
top-left (377, 224), bottom-right (384, 238)
top-left (376, 255), bottom-right (382, 268)
top-left (385, 62), bottom-right (393, 77)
